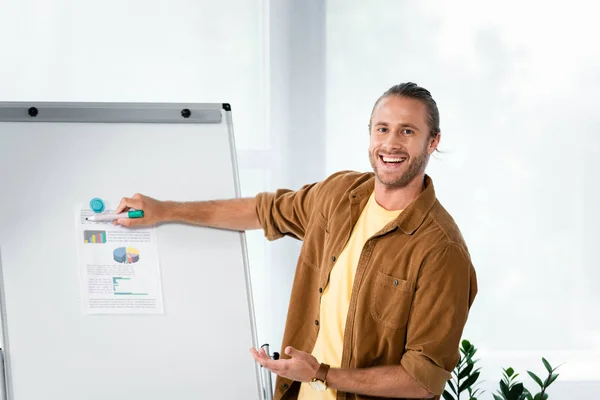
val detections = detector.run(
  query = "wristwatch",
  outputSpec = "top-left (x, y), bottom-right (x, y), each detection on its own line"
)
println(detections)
top-left (309, 363), bottom-right (330, 391)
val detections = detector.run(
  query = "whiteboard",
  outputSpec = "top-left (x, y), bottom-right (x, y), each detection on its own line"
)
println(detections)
top-left (0, 102), bottom-right (263, 400)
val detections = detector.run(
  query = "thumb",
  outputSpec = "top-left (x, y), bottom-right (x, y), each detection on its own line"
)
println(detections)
top-left (284, 346), bottom-right (302, 359)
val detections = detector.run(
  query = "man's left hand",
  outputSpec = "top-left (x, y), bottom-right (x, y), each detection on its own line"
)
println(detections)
top-left (250, 346), bottom-right (320, 382)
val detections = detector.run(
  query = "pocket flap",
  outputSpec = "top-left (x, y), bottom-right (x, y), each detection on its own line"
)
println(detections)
top-left (376, 272), bottom-right (414, 292)
top-left (315, 212), bottom-right (329, 233)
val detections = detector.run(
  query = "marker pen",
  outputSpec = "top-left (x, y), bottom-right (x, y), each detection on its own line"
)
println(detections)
top-left (86, 210), bottom-right (144, 221)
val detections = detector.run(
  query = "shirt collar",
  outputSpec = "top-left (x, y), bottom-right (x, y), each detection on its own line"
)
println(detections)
top-left (349, 174), bottom-right (437, 235)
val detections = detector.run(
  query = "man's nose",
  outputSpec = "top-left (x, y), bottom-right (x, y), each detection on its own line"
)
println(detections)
top-left (383, 130), bottom-right (406, 148)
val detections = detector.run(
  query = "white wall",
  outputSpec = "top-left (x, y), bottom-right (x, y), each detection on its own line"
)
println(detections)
top-left (263, 0), bottom-right (327, 361)
top-left (326, 0), bottom-right (600, 397)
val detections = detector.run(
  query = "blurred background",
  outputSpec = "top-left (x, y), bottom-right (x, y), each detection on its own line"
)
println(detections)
top-left (1, 0), bottom-right (598, 397)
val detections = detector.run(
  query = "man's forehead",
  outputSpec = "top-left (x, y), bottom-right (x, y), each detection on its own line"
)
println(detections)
top-left (372, 96), bottom-right (428, 124)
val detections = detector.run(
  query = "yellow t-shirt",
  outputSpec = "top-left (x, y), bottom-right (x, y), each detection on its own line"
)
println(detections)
top-left (298, 193), bottom-right (402, 400)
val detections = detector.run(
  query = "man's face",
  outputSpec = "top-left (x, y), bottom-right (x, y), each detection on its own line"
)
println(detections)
top-left (369, 96), bottom-right (439, 188)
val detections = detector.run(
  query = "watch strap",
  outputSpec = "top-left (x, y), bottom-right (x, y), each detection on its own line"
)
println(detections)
top-left (315, 363), bottom-right (330, 382)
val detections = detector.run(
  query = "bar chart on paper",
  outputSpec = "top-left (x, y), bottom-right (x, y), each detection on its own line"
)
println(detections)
top-left (84, 230), bottom-right (106, 243)
top-left (113, 277), bottom-right (148, 296)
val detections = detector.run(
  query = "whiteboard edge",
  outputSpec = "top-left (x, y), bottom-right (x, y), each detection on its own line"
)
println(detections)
top-left (0, 248), bottom-right (14, 400)
top-left (224, 109), bottom-right (266, 400)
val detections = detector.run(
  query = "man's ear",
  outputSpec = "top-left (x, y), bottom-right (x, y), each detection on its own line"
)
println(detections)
top-left (429, 132), bottom-right (441, 154)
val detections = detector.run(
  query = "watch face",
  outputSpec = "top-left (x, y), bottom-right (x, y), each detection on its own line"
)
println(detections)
top-left (309, 380), bottom-right (327, 391)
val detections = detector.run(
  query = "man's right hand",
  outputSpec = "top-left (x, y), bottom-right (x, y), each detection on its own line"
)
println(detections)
top-left (114, 193), bottom-right (169, 228)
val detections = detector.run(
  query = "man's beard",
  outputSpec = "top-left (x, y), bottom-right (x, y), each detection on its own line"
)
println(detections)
top-left (369, 145), bottom-right (429, 188)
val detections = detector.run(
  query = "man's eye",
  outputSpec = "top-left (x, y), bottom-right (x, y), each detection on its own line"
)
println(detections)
top-left (377, 127), bottom-right (388, 133)
top-left (403, 129), bottom-right (414, 135)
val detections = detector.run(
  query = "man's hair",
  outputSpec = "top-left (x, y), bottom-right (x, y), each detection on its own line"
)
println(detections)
top-left (371, 82), bottom-right (440, 139)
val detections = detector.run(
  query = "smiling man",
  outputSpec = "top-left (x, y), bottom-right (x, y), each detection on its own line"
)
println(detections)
top-left (114, 82), bottom-right (478, 400)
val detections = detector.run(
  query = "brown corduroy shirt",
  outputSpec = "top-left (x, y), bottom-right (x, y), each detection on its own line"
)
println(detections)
top-left (255, 171), bottom-right (478, 400)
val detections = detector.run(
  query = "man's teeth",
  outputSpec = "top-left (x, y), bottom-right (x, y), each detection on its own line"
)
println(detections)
top-left (382, 156), bottom-right (405, 163)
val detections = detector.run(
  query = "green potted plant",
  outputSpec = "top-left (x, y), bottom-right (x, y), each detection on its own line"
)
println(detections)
top-left (493, 358), bottom-right (562, 400)
top-left (443, 339), bottom-right (483, 400)
top-left (443, 339), bottom-right (563, 400)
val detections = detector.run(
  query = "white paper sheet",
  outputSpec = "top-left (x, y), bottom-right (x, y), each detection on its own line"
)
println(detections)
top-left (76, 207), bottom-right (164, 314)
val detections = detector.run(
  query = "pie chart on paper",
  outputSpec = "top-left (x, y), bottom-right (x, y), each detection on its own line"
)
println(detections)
top-left (113, 247), bottom-right (140, 264)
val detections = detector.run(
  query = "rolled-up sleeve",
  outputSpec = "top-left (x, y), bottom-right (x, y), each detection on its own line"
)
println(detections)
top-left (254, 181), bottom-right (322, 242)
top-left (400, 242), bottom-right (478, 396)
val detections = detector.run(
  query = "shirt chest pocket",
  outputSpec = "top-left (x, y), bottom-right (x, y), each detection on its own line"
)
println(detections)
top-left (370, 271), bottom-right (415, 329)
top-left (299, 212), bottom-right (330, 271)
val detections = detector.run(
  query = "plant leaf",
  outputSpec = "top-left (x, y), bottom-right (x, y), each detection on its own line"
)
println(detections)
top-left (442, 390), bottom-right (455, 400)
top-left (459, 363), bottom-right (475, 379)
top-left (527, 371), bottom-right (544, 388)
top-left (552, 362), bottom-right (567, 372)
top-left (510, 382), bottom-right (524, 398)
top-left (493, 394), bottom-right (504, 400)
top-left (459, 371), bottom-right (480, 392)
top-left (468, 346), bottom-right (477, 358)
top-left (546, 372), bottom-right (559, 387)
top-left (506, 367), bottom-right (515, 377)
top-left (542, 358), bottom-right (552, 374)
top-left (500, 380), bottom-right (510, 397)
top-left (448, 379), bottom-right (457, 395)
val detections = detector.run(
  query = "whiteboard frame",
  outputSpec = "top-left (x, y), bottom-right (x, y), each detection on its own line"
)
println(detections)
top-left (0, 101), bottom-right (265, 400)
top-left (0, 101), bottom-right (226, 123)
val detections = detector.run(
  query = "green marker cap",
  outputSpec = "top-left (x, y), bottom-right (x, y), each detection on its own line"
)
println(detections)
top-left (128, 210), bottom-right (144, 218)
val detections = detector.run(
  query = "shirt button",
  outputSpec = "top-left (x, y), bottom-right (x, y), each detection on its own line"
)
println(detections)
top-left (319, 287), bottom-right (323, 293)
top-left (315, 320), bottom-right (319, 326)
top-left (393, 280), bottom-right (399, 286)
top-left (331, 256), bottom-right (336, 262)
top-left (282, 383), bottom-right (289, 390)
